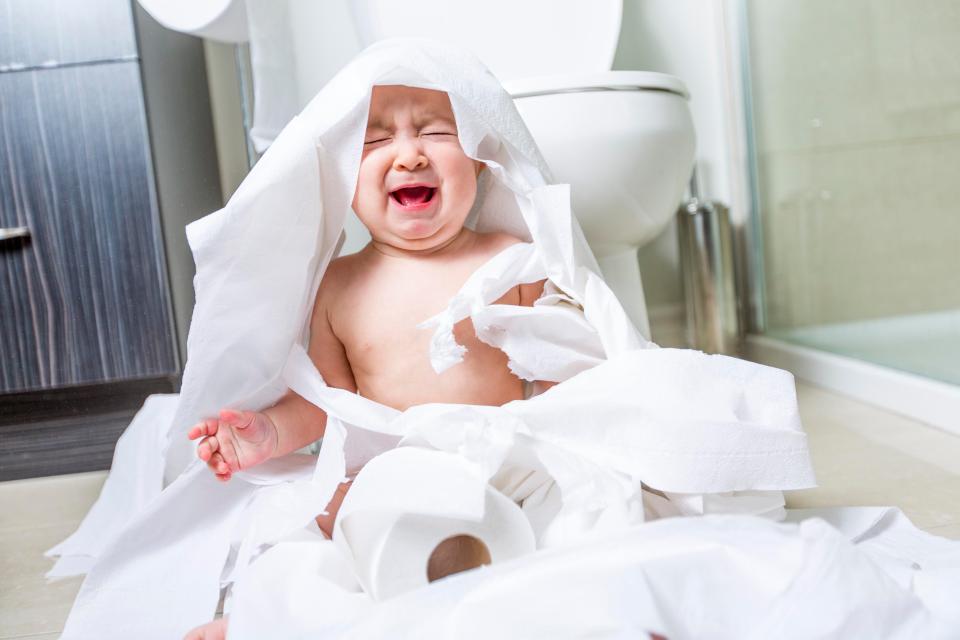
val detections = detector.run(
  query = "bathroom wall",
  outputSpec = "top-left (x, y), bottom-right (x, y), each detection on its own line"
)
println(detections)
top-left (746, 0), bottom-right (960, 329)
top-left (203, 39), bottom-right (249, 202)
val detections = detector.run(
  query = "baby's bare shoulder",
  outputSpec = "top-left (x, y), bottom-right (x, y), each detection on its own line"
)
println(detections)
top-left (473, 231), bottom-right (544, 305)
top-left (315, 252), bottom-right (364, 308)
top-left (475, 230), bottom-right (526, 256)
top-left (327, 251), bottom-right (368, 283)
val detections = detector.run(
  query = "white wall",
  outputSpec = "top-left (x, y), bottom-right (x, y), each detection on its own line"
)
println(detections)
top-left (203, 39), bottom-right (249, 202)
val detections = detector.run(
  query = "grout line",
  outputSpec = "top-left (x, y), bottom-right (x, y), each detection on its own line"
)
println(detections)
top-left (925, 522), bottom-right (960, 535)
top-left (0, 56), bottom-right (139, 75)
top-left (0, 470), bottom-right (108, 489)
top-left (0, 629), bottom-right (63, 639)
top-left (0, 519), bottom-right (84, 537)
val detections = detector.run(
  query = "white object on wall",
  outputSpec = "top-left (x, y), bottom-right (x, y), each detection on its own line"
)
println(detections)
top-left (244, 1), bottom-right (300, 151)
top-left (137, 0), bottom-right (249, 43)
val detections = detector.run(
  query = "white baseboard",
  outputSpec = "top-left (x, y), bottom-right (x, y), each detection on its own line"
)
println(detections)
top-left (746, 334), bottom-right (960, 436)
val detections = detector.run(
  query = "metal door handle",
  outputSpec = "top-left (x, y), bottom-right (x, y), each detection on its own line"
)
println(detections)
top-left (0, 226), bottom-right (30, 241)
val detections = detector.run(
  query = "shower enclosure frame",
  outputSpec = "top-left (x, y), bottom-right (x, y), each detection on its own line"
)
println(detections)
top-left (723, 0), bottom-right (960, 435)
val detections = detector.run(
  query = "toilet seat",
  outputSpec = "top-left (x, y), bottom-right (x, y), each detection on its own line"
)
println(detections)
top-left (503, 71), bottom-right (689, 99)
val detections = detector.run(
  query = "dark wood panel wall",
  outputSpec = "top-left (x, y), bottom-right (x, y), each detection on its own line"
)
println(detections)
top-left (0, 0), bottom-right (222, 479)
top-left (0, 0), bottom-right (178, 394)
top-left (0, 0), bottom-right (138, 69)
top-left (0, 63), bottom-right (178, 392)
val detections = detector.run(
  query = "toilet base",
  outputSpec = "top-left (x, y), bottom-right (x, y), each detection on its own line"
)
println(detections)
top-left (596, 249), bottom-right (651, 341)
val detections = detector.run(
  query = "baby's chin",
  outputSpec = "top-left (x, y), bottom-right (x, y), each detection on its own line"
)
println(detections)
top-left (378, 221), bottom-right (463, 252)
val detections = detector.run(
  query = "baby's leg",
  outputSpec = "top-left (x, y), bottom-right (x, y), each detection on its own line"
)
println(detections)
top-left (315, 479), bottom-right (353, 538)
top-left (426, 534), bottom-right (492, 582)
top-left (182, 617), bottom-right (227, 640)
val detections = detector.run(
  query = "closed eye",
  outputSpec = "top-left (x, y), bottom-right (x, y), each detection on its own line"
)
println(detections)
top-left (422, 131), bottom-right (457, 138)
top-left (364, 137), bottom-right (391, 145)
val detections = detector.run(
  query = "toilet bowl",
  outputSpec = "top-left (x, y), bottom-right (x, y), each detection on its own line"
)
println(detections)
top-left (349, 0), bottom-right (696, 338)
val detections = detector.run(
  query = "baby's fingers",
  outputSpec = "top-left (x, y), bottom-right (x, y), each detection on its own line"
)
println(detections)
top-left (197, 435), bottom-right (220, 462)
top-left (208, 452), bottom-right (233, 481)
top-left (188, 418), bottom-right (218, 441)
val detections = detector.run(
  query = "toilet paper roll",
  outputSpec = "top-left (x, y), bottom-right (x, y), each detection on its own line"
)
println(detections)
top-left (333, 447), bottom-right (536, 601)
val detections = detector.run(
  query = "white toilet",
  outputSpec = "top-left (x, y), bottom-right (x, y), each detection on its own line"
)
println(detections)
top-left (350, 0), bottom-right (696, 338)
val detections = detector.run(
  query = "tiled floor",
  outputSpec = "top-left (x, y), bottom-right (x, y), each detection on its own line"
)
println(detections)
top-left (2, 382), bottom-right (959, 638)
top-left (0, 472), bottom-right (106, 639)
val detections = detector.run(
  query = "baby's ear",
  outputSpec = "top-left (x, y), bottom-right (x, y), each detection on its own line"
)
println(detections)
top-left (474, 160), bottom-right (486, 177)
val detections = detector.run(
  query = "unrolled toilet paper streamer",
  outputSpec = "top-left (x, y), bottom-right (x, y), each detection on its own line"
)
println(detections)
top-left (333, 447), bottom-right (537, 600)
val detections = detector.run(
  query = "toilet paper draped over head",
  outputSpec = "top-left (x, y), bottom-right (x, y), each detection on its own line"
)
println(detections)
top-left (166, 38), bottom-right (649, 474)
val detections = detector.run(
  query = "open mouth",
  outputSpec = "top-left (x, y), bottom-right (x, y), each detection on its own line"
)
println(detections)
top-left (390, 186), bottom-right (437, 208)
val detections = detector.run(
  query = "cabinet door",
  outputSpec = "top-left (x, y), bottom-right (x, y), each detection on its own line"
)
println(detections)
top-left (0, 0), bottom-right (137, 68)
top-left (0, 61), bottom-right (178, 392)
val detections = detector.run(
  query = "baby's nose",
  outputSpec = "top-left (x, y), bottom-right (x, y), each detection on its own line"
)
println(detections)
top-left (393, 138), bottom-right (429, 172)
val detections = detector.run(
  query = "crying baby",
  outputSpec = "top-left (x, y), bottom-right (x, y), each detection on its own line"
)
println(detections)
top-left (183, 85), bottom-right (551, 640)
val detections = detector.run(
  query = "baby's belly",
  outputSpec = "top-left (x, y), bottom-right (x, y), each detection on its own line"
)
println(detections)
top-left (348, 326), bottom-right (524, 411)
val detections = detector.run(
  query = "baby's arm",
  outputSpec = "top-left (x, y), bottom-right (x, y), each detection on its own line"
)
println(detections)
top-left (264, 294), bottom-right (357, 457)
top-left (188, 274), bottom-right (357, 481)
top-left (517, 278), bottom-right (559, 394)
top-left (518, 279), bottom-right (546, 307)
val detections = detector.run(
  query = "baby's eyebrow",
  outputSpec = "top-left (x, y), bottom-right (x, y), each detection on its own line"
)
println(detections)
top-left (415, 110), bottom-right (456, 128)
top-left (364, 110), bottom-right (456, 133)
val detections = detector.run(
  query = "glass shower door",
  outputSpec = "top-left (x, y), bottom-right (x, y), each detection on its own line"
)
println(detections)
top-left (742, 0), bottom-right (960, 386)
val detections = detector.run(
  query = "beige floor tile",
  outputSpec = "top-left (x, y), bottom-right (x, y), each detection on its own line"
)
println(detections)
top-left (926, 522), bottom-right (960, 541)
top-left (0, 522), bottom-right (84, 637)
top-left (798, 385), bottom-right (960, 475)
top-left (787, 382), bottom-right (960, 533)
top-left (0, 472), bottom-right (106, 532)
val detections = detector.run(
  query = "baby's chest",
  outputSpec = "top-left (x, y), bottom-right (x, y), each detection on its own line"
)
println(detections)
top-left (334, 279), bottom-right (456, 351)
top-left (332, 275), bottom-right (516, 364)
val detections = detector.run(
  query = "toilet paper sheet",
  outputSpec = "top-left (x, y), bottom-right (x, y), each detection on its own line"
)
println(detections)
top-left (44, 39), bottom-right (958, 639)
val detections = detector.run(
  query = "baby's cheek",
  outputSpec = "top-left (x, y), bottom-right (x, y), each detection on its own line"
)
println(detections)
top-left (352, 181), bottom-right (380, 215)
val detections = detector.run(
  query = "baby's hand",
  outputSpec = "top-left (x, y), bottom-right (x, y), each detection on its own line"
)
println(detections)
top-left (187, 409), bottom-right (279, 482)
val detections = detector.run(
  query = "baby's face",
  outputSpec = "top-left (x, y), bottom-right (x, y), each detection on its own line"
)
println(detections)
top-left (352, 85), bottom-right (482, 252)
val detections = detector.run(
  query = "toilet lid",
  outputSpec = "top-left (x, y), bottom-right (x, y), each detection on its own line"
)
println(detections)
top-left (504, 71), bottom-right (690, 99)
top-left (348, 0), bottom-right (623, 81)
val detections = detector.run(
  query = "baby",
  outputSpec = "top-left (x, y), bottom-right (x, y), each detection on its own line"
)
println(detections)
top-left (184, 85), bottom-right (546, 639)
